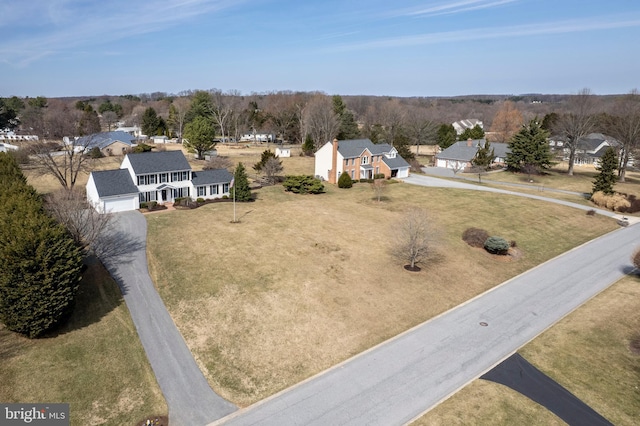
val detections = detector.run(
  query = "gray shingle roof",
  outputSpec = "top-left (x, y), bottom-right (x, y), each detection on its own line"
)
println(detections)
top-left (126, 151), bottom-right (191, 174)
top-left (382, 155), bottom-right (410, 169)
top-left (91, 169), bottom-right (138, 197)
top-left (437, 140), bottom-right (483, 162)
top-left (337, 139), bottom-right (374, 158)
top-left (78, 131), bottom-right (136, 149)
top-left (191, 169), bottom-right (233, 186)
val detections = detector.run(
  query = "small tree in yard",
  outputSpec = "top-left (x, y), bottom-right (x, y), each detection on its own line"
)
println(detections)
top-left (253, 150), bottom-right (280, 172)
top-left (203, 156), bottom-right (233, 171)
top-left (338, 171), bottom-right (353, 188)
top-left (592, 147), bottom-right (618, 195)
top-left (262, 157), bottom-right (283, 184)
top-left (392, 208), bottom-right (435, 271)
top-left (183, 116), bottom-right (217, 159)
top-left (232, 162), bottom-right (252, 201)
top-left (371, 179), bottom-right (386, 202)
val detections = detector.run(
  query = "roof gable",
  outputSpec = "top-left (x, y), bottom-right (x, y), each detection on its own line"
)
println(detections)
top-left (90, 169), bottom-right (138, 197)
top-left (125, 150), bottom-right (192, 175)
top-left (191, 169), bottom-right (233, 186)
top-left (79, 131), bottom-right (136, 149)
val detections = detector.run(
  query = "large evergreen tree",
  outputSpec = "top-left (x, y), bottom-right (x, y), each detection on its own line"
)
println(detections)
top-left (472, 140), bottom-right (494, 170)
top-left (0, 153), bottom-right (83, 338)
top-left (436, 123), bottom-right (456, 149)
top-left (592, 147), bottom-right (618, 194)
top-left (333, 95), bottom-right (360, 140)
top-left (232, 162), bottom-right (252, 201)
top-left (141, 107), bottom-right (161, 136)
top-left (505, 118), bottom-right (553, 173)
top-left (183, 116), bottom-right (217, 159)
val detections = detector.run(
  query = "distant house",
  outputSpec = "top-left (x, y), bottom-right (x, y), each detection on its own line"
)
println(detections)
top-left (240, 133), bottom-right (276, 143)
top-left (114, 125), bottom-right (143, 138)
top-left (75, 131), bottom-right (137, 156)
top-left (436, 139), bottom-right (509, 171)
top-left (452, 119), bottom-right (483, 136)
top-left (572, 133), bottom-right (622, 166)
top-left (275, 146), bottom-right (291, 158)
top-left (0, 131), bottom-right (38, 142)
top-left (314, 138), bottom-right (410, 183)
top-left (86, 150), bottom-right (232, 213)
top-left (0, 142), bottom-right (19, 153)
top-left (150, 135), bottom-right (169, 144)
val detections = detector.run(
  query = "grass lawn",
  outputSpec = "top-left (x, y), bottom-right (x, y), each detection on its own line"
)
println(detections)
top-left (146, 178), bottom-right (618, 406)
top-left (0, 261), bottom-right (167, 425)
top-left (417, 274), bottom-right (640, 425)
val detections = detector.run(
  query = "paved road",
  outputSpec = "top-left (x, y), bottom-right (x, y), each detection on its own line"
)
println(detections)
top-left (99, 211), bottom-right (237, 426)
top-left (210, 178), bottom-right (640, 425)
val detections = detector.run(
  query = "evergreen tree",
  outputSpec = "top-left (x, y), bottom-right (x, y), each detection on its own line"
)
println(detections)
top-left (183, 116), bottom-right (217, 159)
top-left (253, 150), bottom-right (281, 172)
top-left (458, 124), bottom-right (485, 141)
top-left (338, 171), bottom-right (353, 188)
top-left (302, 134), bottom-right (315, 155)
top-left (436, 123), bottom-right (456, 149)
top-left (141, 107), bottom-right (161, 136)
top-left (393, 131), bottom-right (415, 161)
top-left (505, 118), bottom-right (553, 173)
top-left (232, 162), bottom-right (252, 201)
top-left (0, 153), bottom-right (83, 338)
top-left (333, 95), bottom-right (360, 140)
top-left (77, 104), bottom-right (100, 136)
top-left (472, 140), bottom-right (494, 170)
top-left (592, 147), bottom-right (618, 194)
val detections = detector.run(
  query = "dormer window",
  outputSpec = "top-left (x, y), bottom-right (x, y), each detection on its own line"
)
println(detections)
top-left (362, 156), bottom-right (369, 165)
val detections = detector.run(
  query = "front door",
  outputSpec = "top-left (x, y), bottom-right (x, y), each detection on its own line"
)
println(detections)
top-left (161, 190), bottom-right (167, 202)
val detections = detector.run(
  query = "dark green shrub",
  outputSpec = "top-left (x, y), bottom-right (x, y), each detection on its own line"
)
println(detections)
top-left (338, 172), bottom-right (353, 188)
top-left (148, 201), bottom-right (157, 209)
top-left (283, 175), bottom-right (325, 194)
top-left (174, 197), bottom-right (184, 204)
top-left (359, 178), bottom-right (373, 183)
top-left (197, 197), bottom-right (205, 203)
top-left (89, 147), bottom-right (104, 158)
top-left (222, 195), bottom-right (229, 199)
top-left (462, 227), bottom-right (490, 248)
top-left (374, 173), bottom-right (386, 179)
top-left (140, 202), bottom-right (148, 209)
top-left (484, 236), bottom-right (510, 255)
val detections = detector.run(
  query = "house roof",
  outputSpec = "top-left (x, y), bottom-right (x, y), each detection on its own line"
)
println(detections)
top-left (90, 169), bottom-right (138, 197)
top-left (382, 155), bottom-right (410, 169)
top-left (191, 169), bottom-right (233, 186)
top-left (126, 150), bottom-right (192, 174)
top-left (78, 131), bottom-right (136, 149)
top-left (336, 139), bottom-right (398, 158)
top-left (577, 133), bottom-right (619, 152)
top-left (437, 140), bottom-right (484, 162)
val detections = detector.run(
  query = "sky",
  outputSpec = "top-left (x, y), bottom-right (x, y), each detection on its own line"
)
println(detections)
top-left (1, 0), bottom-right (639, 98)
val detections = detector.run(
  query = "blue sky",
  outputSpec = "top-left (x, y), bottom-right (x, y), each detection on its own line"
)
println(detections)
top-left (1, 0), bottom-right (639, 97)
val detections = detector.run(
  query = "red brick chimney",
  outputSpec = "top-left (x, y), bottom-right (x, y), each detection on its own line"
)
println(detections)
top-left (329, 139), bottom-right (339, 184)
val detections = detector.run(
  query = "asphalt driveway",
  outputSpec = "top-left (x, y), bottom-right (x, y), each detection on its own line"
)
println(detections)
top-left (99, 211), bottom-right (237, 426)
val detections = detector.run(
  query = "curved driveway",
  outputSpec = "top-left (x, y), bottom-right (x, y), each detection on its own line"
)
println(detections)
top-left (211, 175), bottom-right (639, 425)
top-left (100, 211), bottom-right (237, 426)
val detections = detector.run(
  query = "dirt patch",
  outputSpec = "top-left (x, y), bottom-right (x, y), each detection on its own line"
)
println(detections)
top-left (629, 335), bottom-right (640, 355)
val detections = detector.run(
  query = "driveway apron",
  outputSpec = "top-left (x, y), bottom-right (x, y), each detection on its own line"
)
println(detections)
top-left (101, 211), bottom-right (237, 426)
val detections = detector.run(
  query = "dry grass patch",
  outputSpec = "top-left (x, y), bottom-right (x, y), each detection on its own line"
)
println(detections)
top-left (417, 275), bottom-right (640, 425)
top-left (0, 261), bottom-right (166, 424)
top-left (146, 181), bottom-right (617, 406)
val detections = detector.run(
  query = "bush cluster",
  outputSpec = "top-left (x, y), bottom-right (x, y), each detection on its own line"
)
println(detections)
top-left (591, 191), bottom-right (630, 212)
top-left (0, 153), bottom-right (83, 338)
top-left (484, 236), bottom-right (510, 255)
top-left (462, 227), bottom-right (490, 248)
top-left (283, 175), bottom-right (325, 194)
top-left (633, 249), bottom-right (640, 270)
top-left (374, 173), bottom-right (386, 179)
top-left (338, 172), bottom-right (353, 188)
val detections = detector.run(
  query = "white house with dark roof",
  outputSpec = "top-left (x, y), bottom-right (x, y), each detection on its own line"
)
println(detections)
top-left (452, 119), bottom-right (483, 136)
top-left (72, 131), bottom-right (137, 156)
top-left (314, 138), bottom-right (410, 184)
top-left (435, 139), bottom-right (510, 171)
top-left (86, 150), bottom-right (232, 213)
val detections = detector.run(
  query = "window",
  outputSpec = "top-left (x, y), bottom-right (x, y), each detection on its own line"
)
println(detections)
top-left (197, 186), bottom-right (206, 197)
top-left (361, 156), bottom-right (369, 165)
top-left (376, 166), bottom-right (379, 174)
top-left (171, 171), bottom-right (189, 182)
top-left (223, 183), bottom-right (229, 193)
top-left (351, 170), bottom-right (354, 179)
top-left (210, 185), bottom-right (219, 195)
top-left (171, 172), bottom-right (179, 182)
top-left (160, 173), bottom-right (168, 183)
top-left (172, 187), bottom-right (189, 198)
top-left (137, 174), bottom-right (157, 185)
top-left (139, 191), bottom-right (157, 202)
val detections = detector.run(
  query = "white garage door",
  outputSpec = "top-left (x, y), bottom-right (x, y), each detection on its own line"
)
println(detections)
top-left (103, 196), bottom-right (137, 213)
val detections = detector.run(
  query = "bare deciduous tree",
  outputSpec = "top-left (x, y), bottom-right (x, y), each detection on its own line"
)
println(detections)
top-left (262, 157), bottom-right (283, 184)
top-left (605, 89), bottom-right (640, 182)
top-left (406, 107), bottom-right (437, 156)
top-left (45, 189), bottom-right (113, 255)
top-left (392, 208), bottom-right (436, 271)
top-left (371, 178), bottom-right (386, 202)
top-left (101, 110), bottom-right (118, 131)
top-left (168, 97), bottom-right (190, 142)
top-left (553, 88), bottom-right (597, 176)
top-left (489, 100), bottom-right (523, 143)
top-left (203, 156), bottom-right (233, 171)
top-left (28, 136), bottom-right (96, 190)
top-left (304, 94), bottom-right (339, 150)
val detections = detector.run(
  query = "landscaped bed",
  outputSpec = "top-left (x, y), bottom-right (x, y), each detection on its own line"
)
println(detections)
top-left (146, 181), bottom-right (618, 406)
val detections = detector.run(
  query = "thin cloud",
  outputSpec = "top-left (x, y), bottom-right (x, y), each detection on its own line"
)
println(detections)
top-left (390, 0), bottom-right (518, 19)
top-left (327, 15), bottom-right (640, 52)
top-left (0, 0), bottom-right (244, 67)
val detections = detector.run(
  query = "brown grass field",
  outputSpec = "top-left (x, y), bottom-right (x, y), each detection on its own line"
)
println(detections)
top-left (146, 172), bottom-right (618, 406)
top-left (0, 262), bottom-right (167, 424)
top-left (417, 274), bottom-right (640, 425)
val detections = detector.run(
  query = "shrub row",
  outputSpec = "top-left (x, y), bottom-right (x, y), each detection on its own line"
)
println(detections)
top-left (591, 191), bottom-right (630, 212)
top-left (462, 227), bottom-right (513, 256)
top-left (283, 175), bottom-right (325, 194)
